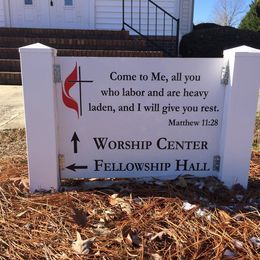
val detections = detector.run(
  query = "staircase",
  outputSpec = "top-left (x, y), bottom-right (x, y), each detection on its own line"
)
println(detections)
top-left (122, 0), bottom-right (180, 57)
top-left (0, 27), bottom-right (177, 85)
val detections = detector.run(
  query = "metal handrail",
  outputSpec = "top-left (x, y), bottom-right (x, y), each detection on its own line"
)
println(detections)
top-left (122, 0), bottom-right (180, 56)
top-left (148, 0), bottom-right (179, 21)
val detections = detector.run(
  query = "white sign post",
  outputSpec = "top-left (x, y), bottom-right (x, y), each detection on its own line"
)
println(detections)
top-left (19, 43), bottom-right (60, 192)
top-left (220, 46), bottom-right (260, 187)
top-left (19, 44), bottom-right (260, 192)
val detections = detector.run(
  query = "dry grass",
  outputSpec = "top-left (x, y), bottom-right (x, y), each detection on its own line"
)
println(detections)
top-left (0, 129), bottom-right (259, 259)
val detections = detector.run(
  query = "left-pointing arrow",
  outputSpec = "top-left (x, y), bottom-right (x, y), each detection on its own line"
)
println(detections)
top-left (66, 163), bottom-right (88, 172)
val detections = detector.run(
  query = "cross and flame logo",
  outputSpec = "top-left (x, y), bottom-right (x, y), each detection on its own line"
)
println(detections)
top-left (62, 64), bottom-right (79, 117)
top-left (62, 64), bottom-right (93, 118)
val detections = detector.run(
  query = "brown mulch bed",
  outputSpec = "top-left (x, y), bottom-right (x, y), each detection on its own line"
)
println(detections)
top-left (0, 129), bottom-right (259, 259)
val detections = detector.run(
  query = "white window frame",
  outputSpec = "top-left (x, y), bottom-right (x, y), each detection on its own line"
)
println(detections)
top-left (24, 0), bottom-right (33, 5)
top-left (64, 0), bottom-right (73, 6)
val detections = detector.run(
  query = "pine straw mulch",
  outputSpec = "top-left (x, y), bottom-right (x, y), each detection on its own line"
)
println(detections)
top-left (0, 129), bottom-right (259, 259)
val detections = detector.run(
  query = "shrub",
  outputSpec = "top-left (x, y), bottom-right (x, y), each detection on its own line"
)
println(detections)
top-left (239, 0), bottom-right (260, 32)
top-left (180, 24), bottom-right (260, 57)
top-left (193, 23), bottom-right (222, 31)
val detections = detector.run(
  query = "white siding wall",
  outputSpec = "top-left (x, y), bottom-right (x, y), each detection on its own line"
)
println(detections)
top-left (179, 0), bottom-right (194, 37)
top-left (0, 0), bottom-right (6, 26)
top-left (0, 0), bottom-right (194, 36)
top-left (95, 0), bottom-right (180, 35)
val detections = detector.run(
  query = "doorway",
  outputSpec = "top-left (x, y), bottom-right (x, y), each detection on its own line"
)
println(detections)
top-left (9, 0), bottom-right (92, 29)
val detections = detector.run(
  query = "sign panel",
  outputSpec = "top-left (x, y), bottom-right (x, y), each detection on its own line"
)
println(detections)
top-left (56, 57), bottom-right (225, 179)
top-left (19, 44), bottom-right (260, 191)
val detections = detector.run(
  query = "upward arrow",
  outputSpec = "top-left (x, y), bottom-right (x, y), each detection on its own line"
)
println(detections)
top-left (71, 132), bottom-right (80, 153)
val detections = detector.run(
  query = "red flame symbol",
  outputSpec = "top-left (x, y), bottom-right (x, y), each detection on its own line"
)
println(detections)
top-left (62, 64), bottom-right (79, 117)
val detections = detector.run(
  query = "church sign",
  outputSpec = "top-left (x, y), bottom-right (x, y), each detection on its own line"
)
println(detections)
top-left (19, 44), bottom-right (260, 192)
top-left (57, 57), bottom-right (224, 180)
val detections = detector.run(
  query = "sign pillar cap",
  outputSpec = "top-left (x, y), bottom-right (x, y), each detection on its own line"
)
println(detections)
top-left (19, 43), bottom-right (57, 55)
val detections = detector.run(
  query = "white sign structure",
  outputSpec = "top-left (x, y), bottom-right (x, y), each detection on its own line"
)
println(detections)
top-left (19, 44), bottom-right (260, 192)
top-left (57, 57), bottom-right (224, 179)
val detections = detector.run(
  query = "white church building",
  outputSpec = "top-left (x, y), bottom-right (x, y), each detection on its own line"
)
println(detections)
top-left (0, 0), bottom-right (194, 37)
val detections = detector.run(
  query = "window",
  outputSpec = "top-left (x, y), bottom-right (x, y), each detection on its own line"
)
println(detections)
top-left (24, 0), bottom-right (32, 5)
top-left (64, 0), bottom-right (73, 6)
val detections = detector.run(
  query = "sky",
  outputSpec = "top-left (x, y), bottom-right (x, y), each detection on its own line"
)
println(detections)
top-left (194, 0), bottom-right (253, 25)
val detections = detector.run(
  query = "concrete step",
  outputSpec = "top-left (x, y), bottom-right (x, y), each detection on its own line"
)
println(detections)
top-left (0, 59), bottom-right (20, 72)
top-left (131, 35), bottom-right (178, 56)
top-left (0, 27), bottom-right (129, 40)
top-left (0, 28), bottom-right (170, 85)
top-left (0, 37), bottom-right (148, 51)
top-left (0, 48), bottom-right (164, 60)
top-left (0, 50), bottom-right (164, 85)
top-left (57, 49), bottom-right (164, 57)
top-left (0, 72), bottom-right (21, 85)
top-left (0, 48), bottom-right (20, 59)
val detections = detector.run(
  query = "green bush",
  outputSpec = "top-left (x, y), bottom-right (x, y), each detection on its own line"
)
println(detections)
top-left (180, 24), bottom-right (260, 57)
top-left (193, 23), bottom-right (222, 31)
top-left (240, 0), bottom-right (260, 32)
top-left (257, 0), bottom-right (260, 16)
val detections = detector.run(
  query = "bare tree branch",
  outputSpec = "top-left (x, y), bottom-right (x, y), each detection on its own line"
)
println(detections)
top-left (212, 0), bottom-right (247, 27)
